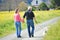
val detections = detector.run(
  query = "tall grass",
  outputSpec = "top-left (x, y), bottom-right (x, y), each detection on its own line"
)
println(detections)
top-left (34, 10), bottom-right (60, 23)
top-left (0, 11), bottom-right (15, 37)
top-left (44, 19), bottom-right (60, 40)
top-left (0, 10), bottom-right (60, 38)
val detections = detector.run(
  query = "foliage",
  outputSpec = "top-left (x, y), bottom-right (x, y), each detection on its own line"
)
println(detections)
top-left (44, 19), bottom-right (60, 40)
top-left (50, 0), bottom-right (60, 8)
top-left (38, 2), bottom-right (49, 10)
top-left (18, 1), bottom-right (28, 11)
top-left (49, 4), bottom-right (55, 9)
top-left (56, 6), bottom-right (60, 10)
top-left (54, 0), bottom-right (60, 6)
top-left (50, 0), bottom-right (56, 8)
top-left (32, 6), bottom-right (36, 11)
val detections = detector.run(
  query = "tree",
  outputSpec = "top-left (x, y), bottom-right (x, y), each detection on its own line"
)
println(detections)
top-left (32, 6), bottom-right (36, 11)
top-left (50, 0), bottom-right (60, 7)
top-left (50, 0), bottom-right (56, 8)
top-left (38, 2), bottom-right (49, 10)
top-left (54, 0), bottom-right (60, 6)
top-left (49, 4), bottom-right (55, 9)
top-left (18, 1), bottom-right (28, 11)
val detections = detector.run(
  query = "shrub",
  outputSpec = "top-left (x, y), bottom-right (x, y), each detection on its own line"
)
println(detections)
top-left (38, 2), bottom-right (49, 10)
top-left (55, 6), bottom-right (60, 10)
top-left (32, 6), bottom-right (36, 11)
top-left (18, 1), bottom-right (28, 11)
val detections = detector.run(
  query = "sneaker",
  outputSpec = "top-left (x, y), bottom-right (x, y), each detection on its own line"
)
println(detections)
top-left (29, 36), bottom-right (31, 38)
top-left (32, 35), bottom-right (34, 37)
top-left (17, 35), bottom-right (21, 38)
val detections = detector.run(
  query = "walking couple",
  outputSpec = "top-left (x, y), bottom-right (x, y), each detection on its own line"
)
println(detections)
top-left (14, 6), bottom-right (37, 38)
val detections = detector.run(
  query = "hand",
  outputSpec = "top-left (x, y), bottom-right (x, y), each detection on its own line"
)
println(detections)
top-left (22, 20), bottom-right (25, 23)
top-left (22, 18), bottom-right (25, 23)
top-left (35, 20), bottom-right (38, 24)
top-left (34, 17), bottom-right (37, 23)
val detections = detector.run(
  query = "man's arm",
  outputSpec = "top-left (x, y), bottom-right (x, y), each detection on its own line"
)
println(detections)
top-left (23, 12), bottom-right (26, 18)
top-left (34, 17), bottom-right (37, 23)
top-left (32, 12), bottom-right (37, 23)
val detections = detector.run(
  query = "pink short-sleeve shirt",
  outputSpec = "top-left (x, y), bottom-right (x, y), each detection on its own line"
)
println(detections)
top-left (14, 13), bottom-right (21, 22)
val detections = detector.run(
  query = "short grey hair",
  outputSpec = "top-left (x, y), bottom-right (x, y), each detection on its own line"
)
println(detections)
top-left (28, 6), bottom-right (32, 10)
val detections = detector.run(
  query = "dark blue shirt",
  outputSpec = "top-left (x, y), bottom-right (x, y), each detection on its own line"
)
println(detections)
top-left (23, 10), bottom-right (35, 20)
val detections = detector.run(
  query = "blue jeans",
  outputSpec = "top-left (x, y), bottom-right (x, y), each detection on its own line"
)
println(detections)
top-left (27, 20), bottom-right (35, 37)
top-left (15, 21), bottom-right (21, 37)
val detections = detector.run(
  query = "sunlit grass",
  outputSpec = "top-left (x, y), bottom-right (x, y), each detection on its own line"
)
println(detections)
top-left (44, 19), bottom-right (60, 40)
top-left (34, 10), bottom-right (60, 23)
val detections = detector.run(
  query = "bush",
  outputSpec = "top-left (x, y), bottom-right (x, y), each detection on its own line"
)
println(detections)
top-left (32, 6), bottom-right (36, 11)
top-left (18, 1), bottom-right (28, 11)
top-left (56, 6), bottom-right (60, 10)
top-left (38, 2), bottom-right (49, 10)
top-left (49, 4), bottom-right (55, 9)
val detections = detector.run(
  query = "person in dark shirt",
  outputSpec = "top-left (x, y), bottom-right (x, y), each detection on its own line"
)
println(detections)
top-left (23, 8), bottom-right (35, 20)
top-left (23, 6), bottom-right (36, 37)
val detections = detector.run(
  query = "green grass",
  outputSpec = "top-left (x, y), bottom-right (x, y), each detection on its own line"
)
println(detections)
top-left (34, 10), bottom-right (60, 23)
top-left (44, 19), bottom-right (60, 40)
top-left (0, 10), bottom-right (60, 38)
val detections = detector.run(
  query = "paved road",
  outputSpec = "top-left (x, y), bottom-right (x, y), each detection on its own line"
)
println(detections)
top-left (0, 17), bottom-right (60, 40)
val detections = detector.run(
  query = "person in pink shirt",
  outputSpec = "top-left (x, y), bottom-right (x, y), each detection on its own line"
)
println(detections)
top-left (14, 8), bottom-right (23, 38)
